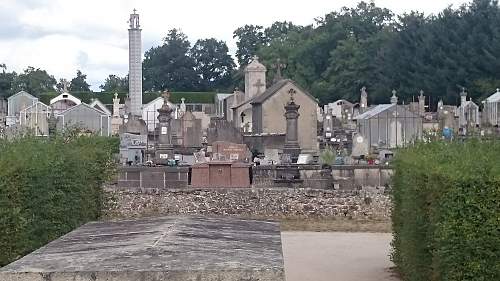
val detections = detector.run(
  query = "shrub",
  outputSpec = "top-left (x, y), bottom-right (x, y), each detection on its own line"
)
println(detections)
top-left (0, 133), bottom-right (117, 266)
top-left (319, 146), bottom-right (336, 167)
top-left (391, 140), bottom-right (500, 281)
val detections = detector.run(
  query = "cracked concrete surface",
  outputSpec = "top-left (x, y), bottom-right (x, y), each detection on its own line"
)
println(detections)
top-left (0, 216), bottom-right (285, 281)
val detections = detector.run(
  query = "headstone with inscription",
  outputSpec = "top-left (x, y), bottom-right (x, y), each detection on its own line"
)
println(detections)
top-left (211, 141), bottom-right (251, 162)
top-left (155, 91), bottom-right (175, 165)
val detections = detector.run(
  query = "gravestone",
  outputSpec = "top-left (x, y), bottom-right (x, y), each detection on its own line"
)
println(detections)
top-left (283, 89), bottom-right (301, 163)
top-left (297, 154), bottom-right (313, 164)
top-left (211, 141), bottom-right (251, 162)
top-left (0, 216), bottom-right (285, 281)
top-left (155, 91), bottom-right (174, 164)
top-left (180, 111), bottom-right (202, 147)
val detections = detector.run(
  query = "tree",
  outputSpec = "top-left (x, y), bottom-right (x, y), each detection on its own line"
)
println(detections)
top-left (69, 70), bottom-right (90, 92)
top-left (0, 64), bottom-right (16, 97)
top-left (143, 29), bottom-right (200, 91)
top-left (190, 38), bottom-right (235, 91)
top-left (11, 66), bottom-right (56, 96)
top-left (100, 75), bottom-right (128, 92)
top-left (264, 21), bottom-right (303, 42)
top-left (56, 78), bottom-right (70, 93)
top-left (233, 25), bottom-right (267, 66)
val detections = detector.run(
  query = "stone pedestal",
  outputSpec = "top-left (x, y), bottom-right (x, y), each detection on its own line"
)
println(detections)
top-left (283, 91), bottom-right (301, 163)
top-left (0, 216), bottom-right (285, 281)
top-left (155, 91), bottom-right (174, 165)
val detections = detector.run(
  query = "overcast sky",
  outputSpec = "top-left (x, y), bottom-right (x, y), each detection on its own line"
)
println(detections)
top-left (0, 0), bottom-right (470, 91)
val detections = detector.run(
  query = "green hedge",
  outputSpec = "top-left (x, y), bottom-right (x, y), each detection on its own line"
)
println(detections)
top-left (37, 91), bottom-right (217, 105)
top-left (0, 134), bottom-right (118, 267)
top-left (391, 140), bottom-right (500, 281)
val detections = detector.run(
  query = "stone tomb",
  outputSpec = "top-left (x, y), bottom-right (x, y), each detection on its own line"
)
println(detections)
top-left (0, 216), bottom-right (285, 281)
top-left (190, 162), bottom-right (252, 188)
top-left (211, 141), bottom-right (251, 162)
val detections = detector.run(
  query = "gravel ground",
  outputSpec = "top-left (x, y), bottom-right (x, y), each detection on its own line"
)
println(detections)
top-left (282, 232), bottom-right (400, 281)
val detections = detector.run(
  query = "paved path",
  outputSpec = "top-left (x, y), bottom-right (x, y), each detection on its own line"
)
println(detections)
top-left (281, 232), bottom-right (399, 281)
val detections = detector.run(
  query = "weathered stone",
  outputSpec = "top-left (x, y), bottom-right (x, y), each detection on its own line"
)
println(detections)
top-left (0, 216), bottom-right (285, 281)
top-left (103, 188), bottom-right (391, 221)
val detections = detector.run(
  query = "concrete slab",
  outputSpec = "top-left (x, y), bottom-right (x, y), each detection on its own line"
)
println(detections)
top-left (0, 216), bottom-right (285, 281)
top-left (282, 232), bottom-right (399, 281)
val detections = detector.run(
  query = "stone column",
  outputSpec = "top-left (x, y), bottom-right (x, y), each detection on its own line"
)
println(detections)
top-left (128, 10), bottom-right (142, 117)
top-left (155, 91), bottom-right (174, 165)
top-left (283, 89), bottom-right (301, 163)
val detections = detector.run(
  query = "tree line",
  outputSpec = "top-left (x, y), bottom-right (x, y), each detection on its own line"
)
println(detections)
top-left (1, 0), bottom-right (500, 107)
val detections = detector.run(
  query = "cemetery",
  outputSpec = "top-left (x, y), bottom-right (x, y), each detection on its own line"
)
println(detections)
top-left (1, 3), bottom-right (499, 281)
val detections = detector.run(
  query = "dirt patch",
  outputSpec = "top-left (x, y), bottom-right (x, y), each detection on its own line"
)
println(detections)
top-left (280, 218), bottom-right (391, 232)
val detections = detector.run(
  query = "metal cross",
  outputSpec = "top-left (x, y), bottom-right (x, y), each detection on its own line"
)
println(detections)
top-left (133, 8), bottom-right (137, 14)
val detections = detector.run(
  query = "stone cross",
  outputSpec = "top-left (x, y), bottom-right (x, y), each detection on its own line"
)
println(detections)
top-left (162, 90), bottom-right (171, 103)
top-left (254, 79), bottom-right (266, 95)
top-left (288, 88), bottom-right (297, 102)
top-left (391, 90), bottom-right (398, 104)
top-left (272, 58), bottom-right (286, 82)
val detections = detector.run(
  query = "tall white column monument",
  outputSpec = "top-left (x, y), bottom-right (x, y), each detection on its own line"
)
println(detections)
top-left (128, 9), bottom-right (142, 117)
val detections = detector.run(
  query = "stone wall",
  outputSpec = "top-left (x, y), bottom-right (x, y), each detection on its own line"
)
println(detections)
top-left (117, 166), bottom-right (189, 189)
top-left (104, 188), bottom-right (391, 221)
top-left (253, 165), bottom-right (392, 190)
top-left (331, 165), bottom-right (393, 189)
top-left (253, 165), bottom-right (333, 189)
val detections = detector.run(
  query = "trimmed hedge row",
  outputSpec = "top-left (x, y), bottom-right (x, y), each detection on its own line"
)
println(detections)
top-left (0, 134), bottom-right (118, 267)
top-left (391, 140), bottom-right (500, 281)
top-left (37, 91), bottom-right (217, 105)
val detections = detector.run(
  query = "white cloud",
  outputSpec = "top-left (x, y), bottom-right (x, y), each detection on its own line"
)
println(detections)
top-left (0, 0), bottom-right (469, 91)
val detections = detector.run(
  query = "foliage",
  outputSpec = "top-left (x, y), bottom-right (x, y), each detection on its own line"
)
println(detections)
top-left (55, 78), bottom-right (70, 93)
top-left (37, 91), bottom-right (216, 105)
top-left (233, 25), bottom-right (268, 66)
top-left (190, 38), bottom-right (235, 91)
top-left (319, 146), bottom-right (336, 167)
top-left (143, 29), bottom-right (200, 92)
top-left (256, 0), bottom-right (500, 105)
top-left (69, 70), bottom-right (91, 92)
top-left (10, 66), bottom-right (56, 96)
top-left (0, 64), bottom-right (16, 97)
top-left (4, 1), bottom-right (500, 105)
top-left (99, 74), bottom-right (128, 92)
top-left (0, 133), bottom-right (117, 267)
top-left (391, 140), bottom-right (500, 281)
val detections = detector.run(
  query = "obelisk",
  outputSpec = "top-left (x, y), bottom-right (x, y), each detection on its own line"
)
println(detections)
top-left (128, 9), bottom-right (142, 117)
